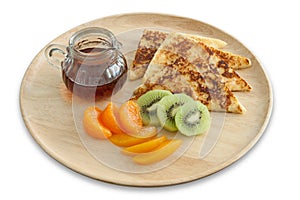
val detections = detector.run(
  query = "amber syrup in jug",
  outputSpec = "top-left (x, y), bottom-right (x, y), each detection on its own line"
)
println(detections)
top-left (59, 28), bottom-right (128, 100)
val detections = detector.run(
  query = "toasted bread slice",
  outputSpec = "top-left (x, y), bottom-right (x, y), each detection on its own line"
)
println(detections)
top-left (130, 29), bottom-right (228, 80)
top-left (133, 48), bottom-right (246, 114)
top-left (158, 32), bottom-right (252, 91)
top-left (189, 36), bottom-right (251, 70)
top-left (130, 29), bottom-right (251, 82)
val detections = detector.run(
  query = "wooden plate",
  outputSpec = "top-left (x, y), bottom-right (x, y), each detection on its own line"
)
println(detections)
top-left (20, 13), bottom-right (273, 186)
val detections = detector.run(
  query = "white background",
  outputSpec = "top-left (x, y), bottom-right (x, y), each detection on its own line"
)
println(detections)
top-left (1, 0), bottom-right (299, 199)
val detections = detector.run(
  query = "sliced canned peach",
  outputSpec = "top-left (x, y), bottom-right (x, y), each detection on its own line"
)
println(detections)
top-left (132, 139), bottom-right (182, 165)
top-left (118, 100), bottom-right (157, 138)
top-left (152, 140), bottom-right (171, 150)
top-left (108, 132), bottom-right (156, 147)
top-left (121, 135), bottom-right (167, 155)
top-left (99, 102), bottom-right (124, 134)
top-left (83, 106), bottom-right (112, 139)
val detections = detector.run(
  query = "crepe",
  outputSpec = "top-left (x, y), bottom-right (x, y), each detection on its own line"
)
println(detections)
top-left (130, 29), bottom-right (228, 81)
top-left (133, 48), bottom-right (246, 114)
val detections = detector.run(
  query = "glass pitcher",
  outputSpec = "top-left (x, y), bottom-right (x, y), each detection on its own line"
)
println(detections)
top-left (45, 27), bottom-right (128, 99)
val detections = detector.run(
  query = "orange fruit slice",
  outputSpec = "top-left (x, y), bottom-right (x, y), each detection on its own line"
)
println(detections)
top-left (83, 106), bottom-right (112, 139)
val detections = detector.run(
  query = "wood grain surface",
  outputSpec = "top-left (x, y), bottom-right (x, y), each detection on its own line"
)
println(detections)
top-left (19, 13), bottom-right (272, 186)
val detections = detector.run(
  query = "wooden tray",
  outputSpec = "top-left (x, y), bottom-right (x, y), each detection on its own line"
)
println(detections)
top-left (19, 13), bottom-right (273, 186)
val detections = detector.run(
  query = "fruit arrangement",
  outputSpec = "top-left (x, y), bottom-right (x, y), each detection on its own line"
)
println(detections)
top-left (82, 90), bottom-right (211, 165)
top-left (137, 90), bottom-right (211, 136)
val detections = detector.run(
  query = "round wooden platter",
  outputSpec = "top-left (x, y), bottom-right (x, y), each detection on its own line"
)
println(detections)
top-left (20, 13), bottom-right (273, 186)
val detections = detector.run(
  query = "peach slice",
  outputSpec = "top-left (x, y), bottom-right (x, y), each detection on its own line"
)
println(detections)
top-left (119, 100), bottom-right (157, 138)
top-left (152, 140), bottom-right (171, 150)
top-left (121, 136), bottom-right (167, 155)
top-left (99, 102), bottom-right (124, 134)
top-left (108, 132), bottom-right (155, 147)
top-left (132, 139), bottom-right (182, 165)
top-left (83, 106), bottom-right (112, 139)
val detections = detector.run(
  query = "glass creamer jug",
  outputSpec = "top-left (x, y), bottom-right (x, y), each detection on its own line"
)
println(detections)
top-left (45, 27), bottom-right (128, 99)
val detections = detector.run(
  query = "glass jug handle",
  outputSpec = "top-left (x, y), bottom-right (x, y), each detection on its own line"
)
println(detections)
top-left (44, 44), bottom-right (67, 69)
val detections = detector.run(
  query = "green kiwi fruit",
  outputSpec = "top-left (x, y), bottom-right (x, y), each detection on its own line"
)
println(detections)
top-left (157, 93), bottom-right (194, 131)
top-left (175, 101), bottom-right (211, 136)
top-left (137, 90), bottom-right (172, 125)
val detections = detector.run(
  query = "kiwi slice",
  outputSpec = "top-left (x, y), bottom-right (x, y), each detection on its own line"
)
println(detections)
top-left (137, 90), bottom-right (172, 125)
top-left (157, 93), bottom-right (194, 131)
top-left (175, 101), bottom-right (211, 136)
